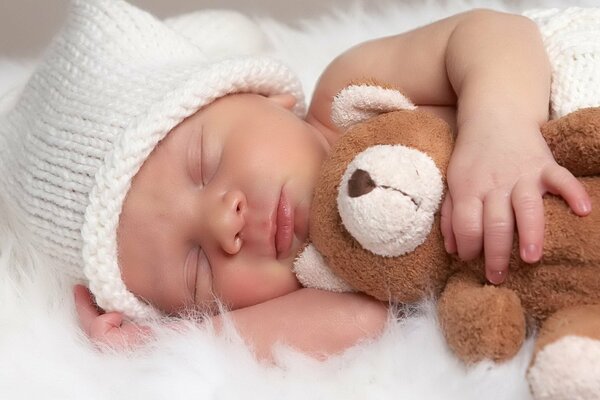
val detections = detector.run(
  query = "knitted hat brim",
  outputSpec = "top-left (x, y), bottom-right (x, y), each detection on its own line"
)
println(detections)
top-left (81, 56), bottom-right (305, 321)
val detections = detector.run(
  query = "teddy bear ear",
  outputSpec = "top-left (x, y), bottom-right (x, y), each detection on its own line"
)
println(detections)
top-left (331, 83), bottom-right (416, 131)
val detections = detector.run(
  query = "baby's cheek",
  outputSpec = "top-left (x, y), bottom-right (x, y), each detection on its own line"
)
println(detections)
top-left (217, 262), bottom-right (300, 310)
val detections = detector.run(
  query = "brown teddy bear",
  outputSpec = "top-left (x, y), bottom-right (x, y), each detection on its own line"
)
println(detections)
top-left (293, 83), bottom-right (600, 399)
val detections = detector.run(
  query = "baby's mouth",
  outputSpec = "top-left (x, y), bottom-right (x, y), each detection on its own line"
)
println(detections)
top-left (275, 189), bottom-right (294, 259)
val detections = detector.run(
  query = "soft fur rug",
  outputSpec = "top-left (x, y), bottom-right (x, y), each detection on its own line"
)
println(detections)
top-left (0, 1), bottom-right (597, 399)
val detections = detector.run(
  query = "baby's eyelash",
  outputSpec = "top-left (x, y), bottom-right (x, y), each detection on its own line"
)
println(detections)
top-left (192, 246), bottom-right (202, 304)
top-left (187, 128), bottom-right (203, 185)
top-left (184, 246), bottom-right (201, 304)
top-left (192, 247), bottom-right (200, 303)
top-left (200, 127), bottom-right (221, 185)
top-left (200, 129), bottom-right (207, 184)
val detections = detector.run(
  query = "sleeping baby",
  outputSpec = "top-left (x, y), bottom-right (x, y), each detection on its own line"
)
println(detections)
top-left (0, 0), bottom-right (595, 359)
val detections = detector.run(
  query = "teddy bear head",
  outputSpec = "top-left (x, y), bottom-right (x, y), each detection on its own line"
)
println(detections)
top-left (302, 83), bottom-right (456, 303)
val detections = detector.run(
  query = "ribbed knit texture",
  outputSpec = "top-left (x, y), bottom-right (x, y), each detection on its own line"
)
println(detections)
top-left (526, 7), bottom-right (600, 118)
top-left (0, 0), bottom-right (304, 321)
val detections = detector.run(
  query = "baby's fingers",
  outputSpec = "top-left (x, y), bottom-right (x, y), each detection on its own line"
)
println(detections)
top-left (74, 284), bottom-right (102, 336)
top-left (74, 285), bottom-right (122, 338)
top-left (483, 191), bottom-right (514, 284)
top-left (542, 165), bottom-right (592, 216)
top-left (512, 179), bottom-right (544, 263)
top-left (92, 312), bottom-right (124, 339)
top-left (74, 285), bottom-right (151, 348)
top-left (452, 196), bottom-right (483, 261)
top-left (440, 194), bottom-right (456, 254)
top-left (91, 312), bottom-right (151, 349)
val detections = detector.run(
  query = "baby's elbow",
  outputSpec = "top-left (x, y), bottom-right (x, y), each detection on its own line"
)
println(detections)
top-left (298, 292), bottom-right (389, 361)
top-left (463, 8), bottom-right (504, 19)
top-left (340, 295), bottom-right (389, 346)
top-left (463, 8), bottom-right (539, 34)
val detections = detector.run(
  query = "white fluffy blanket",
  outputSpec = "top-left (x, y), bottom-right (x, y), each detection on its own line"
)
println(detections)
top-left (0, 1), bottom-right (596, 399)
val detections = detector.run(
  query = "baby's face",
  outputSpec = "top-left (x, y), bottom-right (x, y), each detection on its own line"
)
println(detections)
top-left (117, 93), bottom-right (329, 315)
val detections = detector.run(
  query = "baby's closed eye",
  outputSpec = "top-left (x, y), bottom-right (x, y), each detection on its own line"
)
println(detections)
top-left (186, 125), bottom-right (221, 186)
top-left (184, 246), bottom-right (201, 303)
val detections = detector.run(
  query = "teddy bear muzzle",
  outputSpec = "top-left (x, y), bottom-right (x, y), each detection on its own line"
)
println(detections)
top-left (337, 144), bottom-right (444, 257)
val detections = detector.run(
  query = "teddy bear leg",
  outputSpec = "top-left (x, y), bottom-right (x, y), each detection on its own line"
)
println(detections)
top-left (527, 304), bottom-right (600, 400)
top-left (437, 272), bottom-right (526, 363)
top-left (542, 107), bottom-right (600, 176)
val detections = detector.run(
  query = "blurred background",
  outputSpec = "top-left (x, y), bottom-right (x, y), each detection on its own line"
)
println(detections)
top-left (0, 0), bottom-right (350, 57)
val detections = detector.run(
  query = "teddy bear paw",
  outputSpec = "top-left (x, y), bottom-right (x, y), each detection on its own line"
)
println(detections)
top-left (528, 335), bottom-right (600, 400)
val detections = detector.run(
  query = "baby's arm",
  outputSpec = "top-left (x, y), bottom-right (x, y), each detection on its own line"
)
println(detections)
top-left (309, 10), bottom-right (591, 283)
top-left (74, 286), bottom-right (387, 360)
top-left (438, 11), bottom-right (589, 283)
top-left (211, 288), bottom-right (387, 360)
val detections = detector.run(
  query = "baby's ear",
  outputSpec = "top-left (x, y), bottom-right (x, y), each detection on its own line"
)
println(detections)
top-left (267, 93), bottom-right (297, 110)
top-left (332, 83), bottom-right (416, 131)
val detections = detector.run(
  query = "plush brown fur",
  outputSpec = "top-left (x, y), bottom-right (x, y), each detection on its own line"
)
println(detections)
top-left (310, 103), bottom-right (600, 364)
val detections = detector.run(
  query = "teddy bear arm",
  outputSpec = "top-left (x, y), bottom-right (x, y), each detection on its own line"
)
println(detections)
top-left (438, 272), bottom-right (526, 363)
top-left (541, 107), bottom-right (600, 176)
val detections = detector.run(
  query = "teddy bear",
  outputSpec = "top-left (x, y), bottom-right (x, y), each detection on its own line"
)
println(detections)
top-left (293, 82), bottom-right (600, 399)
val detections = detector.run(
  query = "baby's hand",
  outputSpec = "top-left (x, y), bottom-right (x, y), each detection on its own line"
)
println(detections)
top-left (74, 285), bottom-right (152, 350)
top-left (440, 116), bottom-right (592, 284)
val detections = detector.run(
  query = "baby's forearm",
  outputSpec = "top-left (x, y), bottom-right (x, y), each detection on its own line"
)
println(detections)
top-left (446, 10), bottom-right (551, 129)
top-left (212, 288), bottom-right (388, 361)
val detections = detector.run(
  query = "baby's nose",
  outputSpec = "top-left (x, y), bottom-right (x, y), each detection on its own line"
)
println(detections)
top-left (214, 190), bottom-right (247, 254)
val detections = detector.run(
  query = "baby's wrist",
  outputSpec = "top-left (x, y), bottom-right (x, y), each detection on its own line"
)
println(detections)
top-left (457, 107), bottom-right (544, 138)
top-left (457, 78), bottom-right (550, 130)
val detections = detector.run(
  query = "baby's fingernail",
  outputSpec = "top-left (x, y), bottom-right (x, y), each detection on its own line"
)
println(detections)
top-left (578, 200), bottom-right (592, 214)
top-left (487, 269), bottom-right (505, 285)
top-left (522, 244), bottom-right (540, 262)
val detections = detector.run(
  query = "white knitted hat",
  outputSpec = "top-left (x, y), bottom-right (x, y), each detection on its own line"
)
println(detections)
top-left (0, 0), bottom-right (304, 321)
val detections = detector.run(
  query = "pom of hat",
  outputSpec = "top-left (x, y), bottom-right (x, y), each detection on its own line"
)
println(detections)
top-left (165, 10), bottom-right (269, 59)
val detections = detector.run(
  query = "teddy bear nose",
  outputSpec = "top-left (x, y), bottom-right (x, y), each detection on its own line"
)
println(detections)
top-left (348, 169), bottom-right (376, 198)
